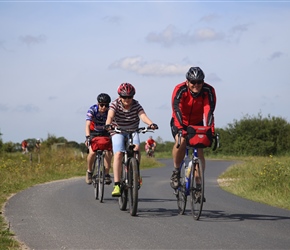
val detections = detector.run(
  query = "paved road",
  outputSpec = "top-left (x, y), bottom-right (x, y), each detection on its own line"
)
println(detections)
top-left (4, 159), bottom-right (290, 249)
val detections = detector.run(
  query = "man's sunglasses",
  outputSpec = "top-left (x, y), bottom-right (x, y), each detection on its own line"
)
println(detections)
top-left (99, 103), bottom-right (109, 108)
top-left (189, 80), bottom-right (204, 85)
top-left (120, 96), bottom-right (133, 99)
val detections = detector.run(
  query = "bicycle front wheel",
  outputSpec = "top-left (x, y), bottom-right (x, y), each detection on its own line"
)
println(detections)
top-left (92, 158), bottom-right (99, 200)
top-left (118, 163), bottom-right (128, 211)
top-left (176, 164), bottom-right (187, 215)
top-left (128, 158), bottom-right (139, 216)
top-left (98, 154), bottom-right (105, 203)
top-left (190, 159), bottom-right (204, 220)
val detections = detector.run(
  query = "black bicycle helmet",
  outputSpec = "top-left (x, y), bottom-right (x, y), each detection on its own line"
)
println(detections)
top-left (97, 93), bottom-right (111, 103)
top-left (186, 67), bottom-right (205, 82)
top-left (117, 83), bottom-right (136, 96)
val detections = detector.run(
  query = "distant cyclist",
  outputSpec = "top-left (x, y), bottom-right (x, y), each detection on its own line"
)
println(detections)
top-left (21, 140), bottom-right (28, 154)
top-left (105, 83), bottom-right (158, 197)
top-left (35, 138), bottom-right (41, 153)
top-left (145, 136), bottom-right (156, 157)
top-left (85, 93), bottom-right (113, 185)
top-left (170, 67), bottom-right (216, 193)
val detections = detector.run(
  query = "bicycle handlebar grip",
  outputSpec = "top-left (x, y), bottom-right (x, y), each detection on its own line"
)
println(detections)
top-left (212, 133), bottom-right (220, 151)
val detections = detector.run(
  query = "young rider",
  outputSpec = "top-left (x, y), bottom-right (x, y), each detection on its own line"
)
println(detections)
top-left (85, 93), bottom-right (113, 185)
top-left (105, 83), bottom-right (158, 197)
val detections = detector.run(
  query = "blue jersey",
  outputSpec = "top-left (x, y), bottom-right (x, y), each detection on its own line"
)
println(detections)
top-left (86, 104), bottom-right (108, 133)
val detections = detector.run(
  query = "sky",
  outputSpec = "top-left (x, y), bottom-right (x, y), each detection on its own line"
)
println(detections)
top-left (1, 0), bottom-right (290, 144)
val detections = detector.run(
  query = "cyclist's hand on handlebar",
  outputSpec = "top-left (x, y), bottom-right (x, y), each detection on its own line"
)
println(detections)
top-left (149, 123), bottom-right (158, 130)
top-left (104, 124), bottom-right (114, 131)
top-left (85, 136), bottom-right (91, 147)
top-left (178, 129), bottom-right (187, 137)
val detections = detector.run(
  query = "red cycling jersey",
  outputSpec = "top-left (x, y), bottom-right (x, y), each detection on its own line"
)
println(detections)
top-left (146, 139), bottom-right (155, 146)
top-left (171, 81), bottom-right (216, 133)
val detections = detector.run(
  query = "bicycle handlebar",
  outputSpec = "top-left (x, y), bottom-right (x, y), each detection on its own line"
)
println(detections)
top-left (176, 130), bottom-right (220, 151)
top-left (106, 125), bottom-right (158, 135)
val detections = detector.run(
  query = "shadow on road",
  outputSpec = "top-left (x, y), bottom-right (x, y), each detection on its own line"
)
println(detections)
top-left (137, 207), bottom-right (179, 217)
top-left (201, 210), bottom-right (290, 222)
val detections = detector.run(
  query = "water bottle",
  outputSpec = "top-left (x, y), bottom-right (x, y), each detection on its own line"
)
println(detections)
top-left (184, 156), bottom-right (190, 184)
top-left (186, 161), bottom-right (192, 178)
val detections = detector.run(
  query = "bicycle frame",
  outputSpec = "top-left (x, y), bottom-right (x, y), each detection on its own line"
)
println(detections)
top-left (182, 147), bottom-right (199, 196)
top-left (122, 134), bottom-right (139, 187)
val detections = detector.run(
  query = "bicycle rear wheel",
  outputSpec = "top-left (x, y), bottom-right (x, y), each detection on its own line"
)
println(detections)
top-left (118, 163), bottom-right (128, 211)
top-left (190, 159), bottom-right (204, 220)
top-left (92, 157), bottom-right (99, 200)
top-left (128, 158), bottom-right (139, 216)
top-left (176, 164), bottom-right (187, 215)
top-left (98, 153), bottom-right (105, 203)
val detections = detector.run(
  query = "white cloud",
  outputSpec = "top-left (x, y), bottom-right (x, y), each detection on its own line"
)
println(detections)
top-left (146, 24), bottom-right (224, 46)
top-left (268, 51), bottom-right (284, 61)
top-left (13, 104), bottom-right (40, 113)
top-left (19, 34), bottom-right (47, 46)
top-left (109, 56), bottom-right (192, 76)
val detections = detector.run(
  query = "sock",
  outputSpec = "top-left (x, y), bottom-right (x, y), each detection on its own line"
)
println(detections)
top-left (114, 182), bottom-right (120, 186)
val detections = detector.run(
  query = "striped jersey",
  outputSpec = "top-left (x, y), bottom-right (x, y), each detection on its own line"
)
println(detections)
top-left (109, 98), bottom-right (144, 130)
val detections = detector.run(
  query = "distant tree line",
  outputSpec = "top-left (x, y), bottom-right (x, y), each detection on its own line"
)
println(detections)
top-left (1, 113), bottom-right (289, 156)
top-left (214, 113), bottom-right (290, 156)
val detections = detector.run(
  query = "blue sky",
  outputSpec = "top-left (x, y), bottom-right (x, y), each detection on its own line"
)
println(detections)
top-left (1, 1), bottom-right (290, 144)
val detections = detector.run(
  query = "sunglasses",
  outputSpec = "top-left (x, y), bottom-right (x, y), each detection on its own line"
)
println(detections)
top-left (121, 96), bottom-right (133, 99)
top-left (189, 80), bottom-right (204, 85)
top-left (99, 103), bottom-right (109, 108)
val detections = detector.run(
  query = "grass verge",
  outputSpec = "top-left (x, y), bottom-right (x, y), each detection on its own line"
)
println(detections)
top-left (218, 155), bottom-right (290, 210)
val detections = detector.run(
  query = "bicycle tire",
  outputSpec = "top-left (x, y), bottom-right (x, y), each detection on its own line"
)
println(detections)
top-left (118, 162), bottom-right (128, 211)
top-left (92, 157), bottom-right (99, 200)
top-left (128, 158), bottom-right (139, 216)
top-left (98, 153), bottom-right (105, 203)
top-left (176, 164), bottom-right (187, 215)
top-left (190, 159), bottom-right (204, 220)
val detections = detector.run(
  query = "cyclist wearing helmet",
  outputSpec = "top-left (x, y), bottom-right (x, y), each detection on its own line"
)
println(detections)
top-left (35, 138), bottom-right (41, 153)
top-left (105, 83), bottom-right (158, 197)
top-left (145, 136), bottom-right (157, 157)
top-left (170, 67), bottom-right (216, 196)
top-left (85, 93), bottom-right (113, 185)
top-left (21, 140), bottom-right (28, 154)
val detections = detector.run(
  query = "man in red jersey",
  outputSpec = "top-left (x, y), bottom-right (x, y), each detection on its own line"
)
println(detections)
top-left (145, 136), bottom-right (157, 157)
top-left (170, 67), bottom-right (216, 192)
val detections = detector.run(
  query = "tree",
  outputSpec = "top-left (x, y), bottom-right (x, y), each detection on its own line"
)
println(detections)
top-left (218, 113), bottom-right (290, 156)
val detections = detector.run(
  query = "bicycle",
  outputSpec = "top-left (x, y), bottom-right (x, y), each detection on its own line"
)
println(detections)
top-left (147, 146), bottom-right (155, 158)
top-left (175, 130), bottom-right (219, 220)
top-left (91, 149), bottom-right (107, 203)
top-left (88, 128), bottom-right (112, 203)
top-left (111, 125), bottom-right (158, 216)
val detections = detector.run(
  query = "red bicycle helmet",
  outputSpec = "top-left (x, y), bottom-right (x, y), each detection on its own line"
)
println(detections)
top-left (117, 83), bottom-right (136, 97)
